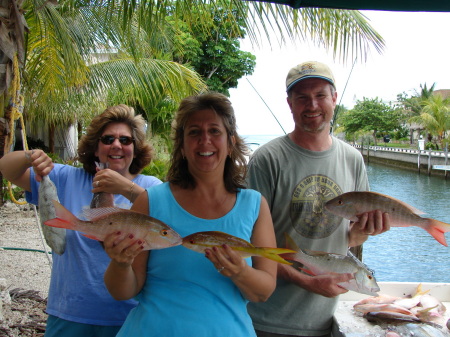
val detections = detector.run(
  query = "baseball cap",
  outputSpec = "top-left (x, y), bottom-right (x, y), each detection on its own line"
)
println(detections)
top-left (286, 61), bottom-right (336, 92)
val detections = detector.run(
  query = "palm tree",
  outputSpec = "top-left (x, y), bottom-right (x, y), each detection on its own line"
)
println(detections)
top-left (1, 0), bottom-right (385, 156)
top-left (409, 94), bottom-right (450, 149)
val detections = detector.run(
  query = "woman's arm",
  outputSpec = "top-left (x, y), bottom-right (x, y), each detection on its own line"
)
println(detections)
top-left (206, 196), bottom-right (277, 302)
top-left (0, 150), bottom-right (54, 190)
top-left (103, 191), bottom-right (150, 300)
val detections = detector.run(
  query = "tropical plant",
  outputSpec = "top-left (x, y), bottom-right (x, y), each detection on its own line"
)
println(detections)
top-left (339, 97), bottom-right (401, 145)
top-left (1, 0), bottom-right (386, 156)
top-left (409, 94), bottom-right (450, 149)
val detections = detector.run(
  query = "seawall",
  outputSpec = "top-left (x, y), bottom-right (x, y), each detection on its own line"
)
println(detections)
top-left (353, 145), bottom-right (450, 179)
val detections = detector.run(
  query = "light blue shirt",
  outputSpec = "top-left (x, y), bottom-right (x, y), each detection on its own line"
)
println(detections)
top-left (27, 164), bottom-right (162, 325)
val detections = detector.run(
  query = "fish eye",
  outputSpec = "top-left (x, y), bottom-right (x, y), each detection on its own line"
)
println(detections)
top-left (338, 200), bottom-right (343, 205)
top-left (189, 240), bottom-right (195, 244)
top-left (161, 230), bottom-right (168, 236)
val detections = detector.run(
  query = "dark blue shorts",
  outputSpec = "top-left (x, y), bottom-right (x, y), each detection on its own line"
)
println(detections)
top-left (44, 315), bottom-right (122, 337)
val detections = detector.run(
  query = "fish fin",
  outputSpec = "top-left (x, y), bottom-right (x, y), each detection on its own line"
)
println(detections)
top-left (82, 233), bottom-right (102, 241)
top-left (297, 266), bottom-right (316, 276)
top-left (423, 220), bottom-right (449, 246)
top-left (83, 207), bottom-right (129, 220)
top-left (412, 283), bottom-right (430, 297)
top-left (284, 233), bottom-right (299, 251)
top-left (52, 200), bottom-right (79, 224)
top-left (44, 218), bottom-right (74, 229)
top-left (258, 248), bottom-right (296, 265)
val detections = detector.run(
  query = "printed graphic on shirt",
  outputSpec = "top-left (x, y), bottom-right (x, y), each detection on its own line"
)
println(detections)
top-left (290, 174), bottom-right (343, 239)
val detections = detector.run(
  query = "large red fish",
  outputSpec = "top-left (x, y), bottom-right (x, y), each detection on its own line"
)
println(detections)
top-left (325, 191), bottom-right (450, 246)
top-left (45, 200), bottom-right (182, 250)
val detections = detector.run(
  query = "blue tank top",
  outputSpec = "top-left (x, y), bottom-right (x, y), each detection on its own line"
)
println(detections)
top-left (117, 183), bottom-right (261, 337)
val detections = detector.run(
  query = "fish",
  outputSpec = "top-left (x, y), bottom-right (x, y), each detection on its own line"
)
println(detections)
top-left (364, 311), bottom-right (422, 324)
top-left (393, 283), bottom-right (430, 309)
top-left (353, 294), bottom-right (400, 306)
top-left (281, 234), bottom-right (380, 296)
top-left (395, 323), bottom-right (450, 337)
top-left (181, 231), bottom-right (296, 265)
top-left (412, 293), bottom-right (448, 325)
top-left (45, 200), bottom-right (182, 250)
top-left (90, 162), bottom-right (114, 208)
top-left (353, 303), bottom-right (416, 316)
top-left (324, 191), bottom-right (450, 246)
top-left (38, 175), bottom-right (66, 255)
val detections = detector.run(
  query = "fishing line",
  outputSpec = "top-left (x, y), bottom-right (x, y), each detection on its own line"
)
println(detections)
top-left (331, 56), bottom-right (357, 134)
top-left (246, 78), bottom-right (287, 135)
top-left (32, 204), bottom-right (53, 269)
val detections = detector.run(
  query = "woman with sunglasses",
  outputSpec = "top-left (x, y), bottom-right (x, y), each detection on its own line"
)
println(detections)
top-left (103, 92), bottom-right (278, 337)
top-left (0, 104), bottom-right (162, 337)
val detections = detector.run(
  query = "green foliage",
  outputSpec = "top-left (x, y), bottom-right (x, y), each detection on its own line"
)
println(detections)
top-left (409, 94), bottom-right (450, 149)
top-left (1, 179), bottom-right (24, 202)
top-left (340, 97), bottom-right (401, 145)
top-left (425, 141), bottom-right (439, 150)
top-left (142, 160), bottom-right (170, 182)
top-left (167, 5), bottom-right (256, 96)
top-left (392, 126), bottom-right (409, 140)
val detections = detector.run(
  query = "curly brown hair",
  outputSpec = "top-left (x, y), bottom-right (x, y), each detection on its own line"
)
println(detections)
top-left (167, 92), bottom-right (249, 193)
top-left (78, 104), bottom-right (154, 175)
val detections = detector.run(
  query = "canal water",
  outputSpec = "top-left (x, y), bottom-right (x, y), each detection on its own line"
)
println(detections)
top-left (363, 162), bottom-right (450, 283)
top-left (243, 135), bottom-right (450, 283)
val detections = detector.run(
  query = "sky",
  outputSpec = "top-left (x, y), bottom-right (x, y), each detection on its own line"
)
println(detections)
top-left (229, 10), bottom-right (450, 135)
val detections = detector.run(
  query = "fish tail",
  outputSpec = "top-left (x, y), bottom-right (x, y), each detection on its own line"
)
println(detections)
top-left (425, 218), bottom-right (449, 246)
top-left (259, 248), bottom-right (295, 265)
top-left (44, 218), bottom-right (73, 229)
top-left (50, 200), bottom-right (79, 228)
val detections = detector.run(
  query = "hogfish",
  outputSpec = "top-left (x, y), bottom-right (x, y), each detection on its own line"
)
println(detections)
top-left (325, 191), bottom-right (450, 246)
top-left (38, 175), bottom-right (66, 255)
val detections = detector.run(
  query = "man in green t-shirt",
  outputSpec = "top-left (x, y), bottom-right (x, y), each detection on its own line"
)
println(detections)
top-left (247, 61), bottom-right (391, 337)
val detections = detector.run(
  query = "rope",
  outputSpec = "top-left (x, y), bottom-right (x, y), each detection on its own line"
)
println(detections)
top-left (6, 53), bottom-right (27, 205)
top-left (3, 54), bottom-right (53, 268)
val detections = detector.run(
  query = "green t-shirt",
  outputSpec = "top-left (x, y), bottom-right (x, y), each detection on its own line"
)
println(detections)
top-left (247, 135), bottom-right (369, 336)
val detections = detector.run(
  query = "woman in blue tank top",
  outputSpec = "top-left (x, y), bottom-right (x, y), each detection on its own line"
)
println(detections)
top-left (104, 92), bottom-right (278, 337)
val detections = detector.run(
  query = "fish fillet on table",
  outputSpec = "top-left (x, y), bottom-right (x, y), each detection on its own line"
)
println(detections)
top-left (38, 175), bottom-right (66, 255)
top-left (325, 191), bottom-right (450, 246)
top-left (45, 200), bottom-right (182, 250)
top-left (182, 231), bottom-right (296, 265)
top-left (281, 234), bottom-right (380, 296)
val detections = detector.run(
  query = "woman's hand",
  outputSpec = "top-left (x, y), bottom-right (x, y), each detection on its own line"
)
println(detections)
top-left (103, 231), bottom-right (145, 267)
top-left (27, 149), bottom-right (54, 182)
top-left (205, 245), bottom-right (248, 277)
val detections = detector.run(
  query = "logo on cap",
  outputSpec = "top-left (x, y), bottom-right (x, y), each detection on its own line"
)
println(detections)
top-left (286, 61), bottom-right (335, 92)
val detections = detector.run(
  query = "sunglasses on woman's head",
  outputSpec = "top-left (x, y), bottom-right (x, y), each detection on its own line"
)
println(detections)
top-left (99, 135), bottom-right (134, 145)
